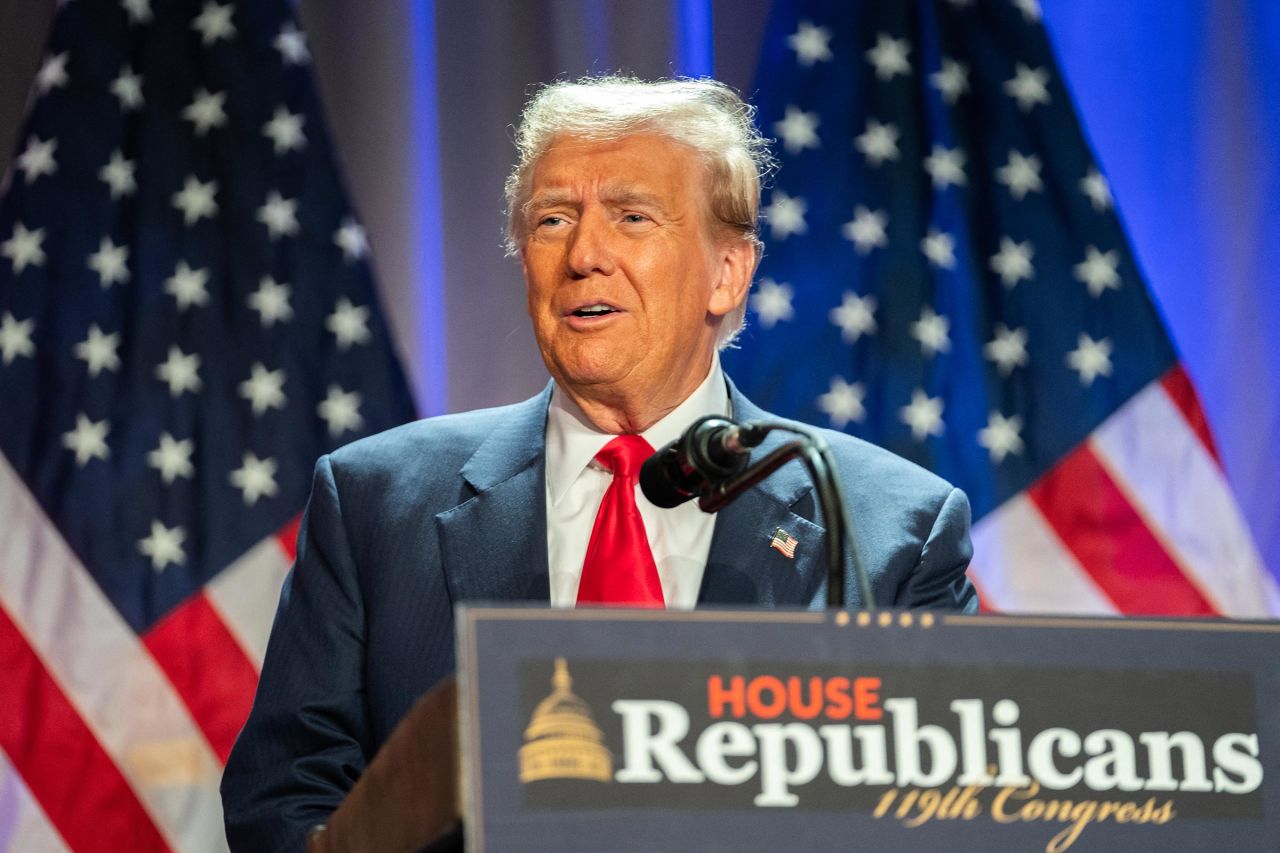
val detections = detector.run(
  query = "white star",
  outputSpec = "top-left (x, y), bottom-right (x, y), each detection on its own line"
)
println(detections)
top-left (1074, 246), bottom-right (1121, 297)
top-left (900, 389), bottom-right (945, 441)
top-left (841, 205), bottom-right (888, 254)
top-left (99, 150), bottom-right (136, 199)
top-left (817, 377), bottom-right (866, 429)
top-left (121, 0), bottom-right (153, 25)
top-left (978, 412), bottom-right (1025, 463)
top-left (1, 223), bottom-right (46, 273)
top-left (1013, 0), bottom-right (1042, 22)
top-left (774, 105), bottom-right (821, 154)
top-left (996, 150), bottom-right (1043, 200)
top-left (192, 2), bottom-right (236, 45)
top-left (762, 190), bottom-right (807, 240)
top-left (318, 386), bottom-right (364, 437)
top-left (930, 59), bottom-right (969, 105)
top-left (829, 292), bottom-right (877, 343)
top-left (16, 136), bottom-right (57, 185)
top-left (983, 324), bottom-right (1029, 376)
top-left (274, 21), bottom-right (310, 65)
top-left (1004, 64), bottom-right (1051, 112)
top-left (787, 20), bottom-right (833, 66)
top-left (257, 191), bottom-right (300, 240)
top-left (262, 105), bottom-right (306, 154)
top-left (1080, 167), bottom-right (1113, 211)
top-left (147, 432), bottom-right (194, 484)
top-left (35, 53), bottom-right (69, 95)
top-left (989, 237), bottom-right (1035, 287)
top-left (183, 88), bottom-right (227, 136)
top-left (156, 346), bottom-right (202, 397)
top-left (920, 228), bottom-right (957, 269)
top-left (923, 145), bottom-right (966, 189)
top-left (62, 413), bottom-right (110, 466)
top-left (749, 279), bottom-right (794, 328)
top-left (326, 298), bottom-right (371, 349)
top-left (249, 276), bottom-right (294, 327)
top-left (854, 119), bottom-right (900, 167)
top-left (1066, 334), bottom-right (1113, 386)
top-left (172, 175), bottom-right (219, 225)
top-left (333, 218), bottom-right (369, 263)
top-left (911, 306), bottom-right (951, 357)
top-left (138, 521), bottom-right (185, 572)
top-left (164, 261), bottom-right (210, 310)
top-left (87, 237), bottom-right (130, 288)
top-left (230, 452), bottom-right (279, 505)
top-left (0, 313), bottom-right (36, 364)
top-left (110, 65), bottom-right (144, 111)
top-left (239, 362), bottom-right (287, 415)
top-left (866, 33), bottom-right (911, 81)
top-left (74, 325), bottom-right (121, 377)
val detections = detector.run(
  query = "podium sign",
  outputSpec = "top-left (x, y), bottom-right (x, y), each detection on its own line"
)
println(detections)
top-left (456, 607), bottom-right (1280, 852)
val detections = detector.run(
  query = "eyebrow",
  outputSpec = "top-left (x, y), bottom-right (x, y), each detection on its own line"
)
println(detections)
top-left (524, 184), bottom-right (671, 217)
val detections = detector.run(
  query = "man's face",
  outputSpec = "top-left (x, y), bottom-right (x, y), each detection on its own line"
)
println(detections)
top-left (521, 133), bottom-right (751, 414)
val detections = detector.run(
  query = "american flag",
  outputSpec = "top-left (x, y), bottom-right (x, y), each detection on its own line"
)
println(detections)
top-left (0, 1), bottom-right (416, 850)
top-left (725, 0), bottom-right (1280, 617)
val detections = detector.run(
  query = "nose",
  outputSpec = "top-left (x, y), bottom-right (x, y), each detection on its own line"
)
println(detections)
top-left (566, 209), bottom-right (617, 279)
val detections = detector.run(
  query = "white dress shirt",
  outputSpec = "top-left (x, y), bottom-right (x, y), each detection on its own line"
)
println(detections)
top-left (545, 358), bottom-right (731, 609)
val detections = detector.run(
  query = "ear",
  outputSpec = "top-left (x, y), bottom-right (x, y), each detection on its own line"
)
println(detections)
top-left (706, 237), bottom-right (756, 319)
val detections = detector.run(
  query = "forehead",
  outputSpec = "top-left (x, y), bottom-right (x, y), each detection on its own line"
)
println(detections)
top-left (528, 132), bottom-right (706, 198)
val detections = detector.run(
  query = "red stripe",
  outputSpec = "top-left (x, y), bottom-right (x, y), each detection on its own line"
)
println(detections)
top-left (966, 572), bottom-right (995, 613)
top-left (275, 514), bottom-right (301, 562)
top-left (0, 603), bottom-right (170, 852)
top-left (1160, 364), bottom-right (1223, 466)
top-left (1028, 443), bottom-right (1220, 616)
top-left (143, 592), bottom-right (259, 763)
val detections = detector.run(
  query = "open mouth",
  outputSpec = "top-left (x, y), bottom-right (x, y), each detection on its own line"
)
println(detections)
top-left (570, 303), bottom-right (619, 318)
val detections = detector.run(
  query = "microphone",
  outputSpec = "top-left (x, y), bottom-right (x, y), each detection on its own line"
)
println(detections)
top-left (639, 415), bottom-right (767, 509)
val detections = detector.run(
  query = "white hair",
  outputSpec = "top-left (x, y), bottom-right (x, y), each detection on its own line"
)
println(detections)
top-left (504, 75), bottom-right (775, 347)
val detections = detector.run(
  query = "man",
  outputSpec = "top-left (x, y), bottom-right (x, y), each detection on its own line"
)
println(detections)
top-left (222, 76), bottom-right (976, 849)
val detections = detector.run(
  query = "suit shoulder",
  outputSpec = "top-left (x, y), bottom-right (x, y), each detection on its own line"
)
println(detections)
top-left (818, 427), bottom-right (955, 497)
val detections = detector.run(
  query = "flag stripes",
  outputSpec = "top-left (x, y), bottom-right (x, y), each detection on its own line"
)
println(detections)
top-left (203, 528), bottom-right (294, 668)
top-left (0, 748), bottom-right (72, 853)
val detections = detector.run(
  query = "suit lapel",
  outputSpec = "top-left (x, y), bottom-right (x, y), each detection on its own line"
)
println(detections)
top-left (436, 386), bottom-right (552, 603)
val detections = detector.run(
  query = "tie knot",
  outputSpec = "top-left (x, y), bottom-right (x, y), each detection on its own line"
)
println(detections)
top-left (595, 434), bottom-right (654, 480)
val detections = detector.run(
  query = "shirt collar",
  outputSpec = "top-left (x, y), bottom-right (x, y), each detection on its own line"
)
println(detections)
top-left (545, 356), bottom-right (731, 506)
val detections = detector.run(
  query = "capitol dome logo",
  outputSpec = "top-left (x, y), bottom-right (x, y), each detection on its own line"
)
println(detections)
top-left (519, 658), bottom-right (612, 784)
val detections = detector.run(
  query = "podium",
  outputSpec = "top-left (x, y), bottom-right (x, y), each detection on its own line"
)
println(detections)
top-left (313, 607), bottom-right (1280, 852)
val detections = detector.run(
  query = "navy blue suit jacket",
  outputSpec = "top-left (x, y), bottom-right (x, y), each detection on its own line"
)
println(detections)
top-left (221, 381), bottom-right (976, 850)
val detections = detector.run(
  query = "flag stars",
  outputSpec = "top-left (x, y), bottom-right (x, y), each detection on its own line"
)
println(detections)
top-left (774, 105), bottom-right (820, 154)
top-left (978, 413), bottom-right (1025, 463)
top-left (787, 20), bottom-right (833, 66)
top-left (333, 218), bottom-right (369, 262)
top-left (326, 298), bottom-right (371, 349)
top-left (750, 279), bottom-right (795, 328)
top-left (911, 306), bottom-right (951, 357)
top-left (930, 59), bottom-right (969, 105)
top-left (99, 150), bottom-right (137, 199)
top-left (1067, 334), bottom-right (1113, 386)
top-left (230, 452), bottom-right (279, 505)
top-left (318, 386), bottom-right (364, 436)
top-left (854, 119), bottom-right (900, 167)
top-left (817, 377), bottom-right (866, 428)
top-left (36, 52), bottom-right (70, 95)
top-left (172, 175), bottom-right (219, 225)
top-left (110, 65), bottom-right (144, 111)
top-left (1, 223), bottom-right (47, 273)
top-left (262, 106), bottom-right (306, 154)
top-left (87, 237), bottom-right (130, 288)
top-left (74, 325), bottom-right (121, 377)
top-left (274, 21), bottom-right (310, 65)
top-left (17, 136), bottom-right (57, 184)
top-left (138, 521), bottom-right (186, 572)
top-left (156, 346), bottom-right (202, 396)
top-left (0, 313), bottom-right (36, 364)
top-left (147, 432), bottom-right (194, 484)
top-left (257, 191), bottom-right (300, 240)
top-left (923, 145), bottom-right (966, 189)
top-left (989, 237), bottom-right (1035, 287)
top-left (164, 261), bottom-right (211, 310)
top-left (829, 292), bottom-right (877, 343)
top-left (1004, 64), bottom-right (1051, 112)
top-left (239, 362), bottom-right (287, 415)
top-left (1074, 246), bottom-right (1121, 297)
top-left (763, 190), bottom-right (808, 239)
top-left (249, 276), bottom-right (294, 327)
top-left (984, 324), bottom-right (1029, 376)
top-left (63, 413), bottom-right (111, 466)
top-left (996, 150), bottom-right (1043, 200)
top-left (1013, 0), bottom-right (1043, 23)
top-left (183, 88), bottom-right (227, 136)
top-left (121, 0), bottom-right (153, 25)
top-left (192, 2), bottom-right (236, 45)
top-left (866, 33), bottom-right (911, 81)
top-left (900, 390), bottom-right (945, 440)
top-left (920, 228), bottom-right (957, 269)
top-left (841, 206), bottom-right (888, 254)
top-left (1080, 167), bottom-right (1113, 211)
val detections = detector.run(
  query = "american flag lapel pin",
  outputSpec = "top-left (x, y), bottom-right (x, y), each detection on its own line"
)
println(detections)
top-left (769, 527), bottom-right (798, 559)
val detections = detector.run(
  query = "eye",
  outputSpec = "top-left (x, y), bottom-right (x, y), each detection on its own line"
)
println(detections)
top-left (622, 213), bottom-right (650, 224)
top-left (537, 215), bottom-right (566, 228)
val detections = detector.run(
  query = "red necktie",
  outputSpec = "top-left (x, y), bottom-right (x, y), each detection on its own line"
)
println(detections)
top-left (576, 435), bottom-right (665, 607)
